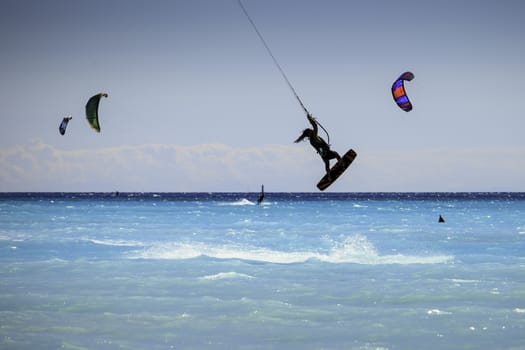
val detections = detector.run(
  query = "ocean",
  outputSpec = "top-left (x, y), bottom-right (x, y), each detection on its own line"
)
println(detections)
top-left (1, 192), bottom-right (524, 350)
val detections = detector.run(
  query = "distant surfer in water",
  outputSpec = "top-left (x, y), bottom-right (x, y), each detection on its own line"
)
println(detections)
top-left (295, 113), bottom-right (341, 180)
top-left (257, 185), bottom-right (264, 205)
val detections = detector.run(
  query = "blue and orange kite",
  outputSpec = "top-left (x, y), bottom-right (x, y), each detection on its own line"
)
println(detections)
top-left (391, 71), bottom-right (414, 112)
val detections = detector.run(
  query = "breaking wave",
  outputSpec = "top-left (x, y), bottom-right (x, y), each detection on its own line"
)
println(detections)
top-left (129, 235), bottom-right (453, 265)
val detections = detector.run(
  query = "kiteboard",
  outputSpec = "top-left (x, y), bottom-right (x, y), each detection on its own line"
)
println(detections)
top-left (316, 149), bottom-right (357, 191)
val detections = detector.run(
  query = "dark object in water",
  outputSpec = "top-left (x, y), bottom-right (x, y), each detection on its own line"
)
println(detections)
top-left (257, 185), bottom-right (264, 205)
top-left (438, 215), bottom-right (445, 223)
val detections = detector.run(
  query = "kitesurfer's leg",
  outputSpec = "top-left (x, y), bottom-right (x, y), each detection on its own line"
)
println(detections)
top-left (324, 158), bottom-right (332, 181)
top-left (330, 150), bottom-right (341, 162)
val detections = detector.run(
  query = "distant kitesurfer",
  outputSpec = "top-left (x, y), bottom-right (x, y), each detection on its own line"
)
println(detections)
top-left (257, 185), bottom-right (264, 205)
top-left (439, 214), bottom-right (445, 223)
top-left (295, 113), bottom-right (341, 180)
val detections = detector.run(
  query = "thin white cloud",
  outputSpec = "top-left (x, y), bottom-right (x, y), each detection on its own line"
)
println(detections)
top-left (0, 141), bottom-right (524, 192)
top-left (0, 141), bottom-right (313, 192)
top-left (354, 148), bottom-right (525, 192)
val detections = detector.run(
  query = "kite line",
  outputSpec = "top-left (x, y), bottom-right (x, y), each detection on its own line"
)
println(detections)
top-left (237, 0), bottom-right (306, 113)
top-left (237, 0), bottom-right (331, 144)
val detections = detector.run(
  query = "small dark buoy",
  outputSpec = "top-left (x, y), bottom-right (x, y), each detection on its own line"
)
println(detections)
top-left (438, 215), bottom-right (445, 223)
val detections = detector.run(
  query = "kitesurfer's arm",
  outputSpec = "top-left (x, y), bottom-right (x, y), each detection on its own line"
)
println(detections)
top-left (307, 113), bottom-right (318, 135)
top-left (294, 134), bottom-right (305, 143)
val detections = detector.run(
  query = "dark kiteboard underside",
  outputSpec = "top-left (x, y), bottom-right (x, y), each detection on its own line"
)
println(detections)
top-left (316, 149), bottom-right (357, 191)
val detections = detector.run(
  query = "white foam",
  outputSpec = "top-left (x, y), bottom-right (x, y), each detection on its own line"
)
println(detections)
top-left (87, 238), bottom-right (144, 247)
top-left (447, 278), bottom-right (480, 284)
top-left (200, 272), bottom-right (255, 280)
top-left (131, 235), bottom-right (453, 265)
top-left (133, 242), bottom-right (312, 263)
top-left (0, 233), bottom-right (29, 241)
top-left (322, 235), bottom-right (453, 265)
top-left (219, 198), bottom-right (255, 206)
top-left (513, 308), bottom-right (525, 313)
top-left (353, 204), bottom-right (367, 208)
top-left (427, 309), bottom-right (452, 316)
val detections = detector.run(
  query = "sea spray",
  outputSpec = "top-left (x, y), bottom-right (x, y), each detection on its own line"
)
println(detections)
top-left (130, 235), bottom-right (452, 265)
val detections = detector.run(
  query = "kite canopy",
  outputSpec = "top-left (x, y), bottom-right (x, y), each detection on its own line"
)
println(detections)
top-left (85, 93), bottom-right (108, 132)
top-left (391, 72), bottom-right (414, 112)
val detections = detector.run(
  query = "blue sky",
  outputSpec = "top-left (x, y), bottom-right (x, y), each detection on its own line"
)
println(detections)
top-left (1, 0), bottom-right (524, 192)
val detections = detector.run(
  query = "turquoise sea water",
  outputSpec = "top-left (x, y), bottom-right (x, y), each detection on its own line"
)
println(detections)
top-left (1, 192), bottom-right (524, 349)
